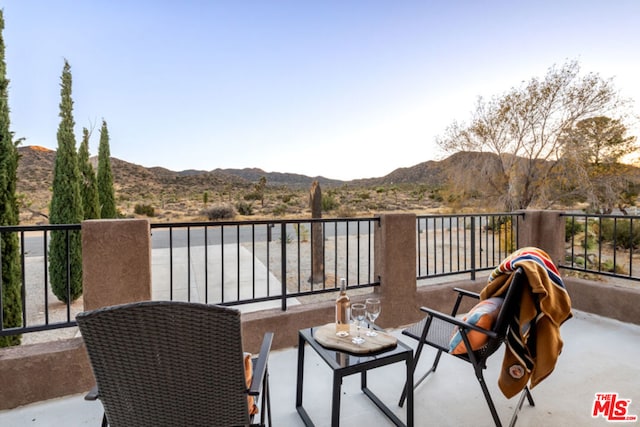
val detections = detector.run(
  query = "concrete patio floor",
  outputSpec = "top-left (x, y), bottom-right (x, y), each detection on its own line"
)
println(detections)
top-left (1, 310), bottom-right (638, 426)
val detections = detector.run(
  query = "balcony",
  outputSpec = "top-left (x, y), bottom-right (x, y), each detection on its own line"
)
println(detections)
top-left (1, 310), bottom-right (638, 426)
top-left (1, 211), bottom-right (639, 425)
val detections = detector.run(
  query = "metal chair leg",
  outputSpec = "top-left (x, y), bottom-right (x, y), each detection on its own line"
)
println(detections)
top-left (508, 386), bottom-right (534, 427)
top-left (399, 346), bottom-right (445, 407)
top-left (476, 372), bottom-right (503, 427)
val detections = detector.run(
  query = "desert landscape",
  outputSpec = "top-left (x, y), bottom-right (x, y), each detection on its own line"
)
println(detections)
top-left (16, 145), bottom-right (454, 225)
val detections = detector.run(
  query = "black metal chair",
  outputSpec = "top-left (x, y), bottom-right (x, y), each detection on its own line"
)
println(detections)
top-left (399, 267), bottom-right (534, 427)
top-left (77, 301), bottom-right (273, 427)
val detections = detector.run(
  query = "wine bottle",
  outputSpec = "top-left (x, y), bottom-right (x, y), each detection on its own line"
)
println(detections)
top-left (335, 278), bottom-right (350, 337)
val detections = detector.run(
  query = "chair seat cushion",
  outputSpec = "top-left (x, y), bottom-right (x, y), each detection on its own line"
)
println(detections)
top-left (244, 353), bottom-right (259, 415)
top-left (449, 297), bottom-right (504, 354)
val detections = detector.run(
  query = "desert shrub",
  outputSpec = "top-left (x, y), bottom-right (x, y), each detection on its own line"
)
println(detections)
top-left (335, 205), bottom-right (356, 218)
top-left (293, 224), bottom-right (309, 242)
top-left (568, 254), bottom-right (586, 268)
top-left (272, 204), bottom-right (287, 217)
top-left (485, 215), bottom-right (511, 231)
top-left (236, 201), bottom-right (254, 216)
top-left (321, 193), bottom-right (339, 212)
top-left (134, 203), bottom-right (155, 217)
top-left (280, 193), bottom-right (295, 204)
top-left (599, 218), bottom-right (640, 249)
top-left (244, 191), bottom-right (262, 201)
top-left (203, 203), bottom-right (236, 220)
top-left (565, 219), bottom-right (585, 242)
top-left (600, 259), bottom-right (626, 274)
top-left (498, 217), bottom-right (515, 253)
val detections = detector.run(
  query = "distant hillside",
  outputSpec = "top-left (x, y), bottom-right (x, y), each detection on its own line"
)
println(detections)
top-left (352, 151), bottom-right (498, 188)
top-left (16, 146), bottom-right (345, 193)
top-left (17, 146), bottom-right (252, 197)
top-left (215, 167), bottom-right (344, 188)
top-left (16, 146), bottom-right (253, 221)
top-left (15, 146), bottom-right (485, 208)
top-left (15, 145), bottom-right (547, 196)
top-left (14, 145), bottom-right (512, 223)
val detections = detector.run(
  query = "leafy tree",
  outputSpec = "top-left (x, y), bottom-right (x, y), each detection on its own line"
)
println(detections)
top-left (49, 59), bottom-right (84, 303)
top-left (0, 10), bottom-right (22, 347)
top-left (437, 60), bottom-right (625, 211)
top-left (78, 127), bottom-right (100, 219)
top-left (97, 119), bottom-right (117, 218)
top-left (564, 117), bottom-right (637, 166)
top-left (561, 117), bottom-right (638, 214)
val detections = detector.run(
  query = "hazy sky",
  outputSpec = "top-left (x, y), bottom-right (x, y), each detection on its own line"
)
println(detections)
top-left (3, 1), bottom-right (640, 180)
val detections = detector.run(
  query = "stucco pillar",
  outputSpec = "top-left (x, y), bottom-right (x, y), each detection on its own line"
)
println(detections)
top-left (82, 219), bottom-right (152, 310)
top-left (374, 213), bottom-right (418, 327)
top-left (517, 210), bottom-right (565, 268)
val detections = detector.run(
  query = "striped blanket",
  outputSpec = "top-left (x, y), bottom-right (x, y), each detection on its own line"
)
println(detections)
top-left (481, 247), bottom-right (572, 398)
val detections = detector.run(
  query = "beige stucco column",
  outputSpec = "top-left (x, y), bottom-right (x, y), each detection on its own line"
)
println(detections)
top-left (374, 213), bottom-right (418, 327)
top-left (82, 219), bottom-right (152, 310)
top-left (517, 210), bottom-right (565, 268)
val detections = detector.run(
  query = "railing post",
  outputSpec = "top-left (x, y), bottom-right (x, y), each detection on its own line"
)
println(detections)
top-left (470, 216), bottom-right (476, 281)
top-left (374, 213), bottom-right (418, 327)
top-left (281, 222), bottom-right (287, 311)
top-left (82, 219), bottom-right (152, 311)
top-left (516, 210), bottom-right (565, 267)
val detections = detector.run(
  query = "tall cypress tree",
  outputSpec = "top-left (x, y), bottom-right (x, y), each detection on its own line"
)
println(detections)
top-left (49, 59), bottom-right (83, 303)
top-left (0, 10), bottom-right (22, 347)
top-left (79, 127), bottom-right (100, 219)
top-left (97, 119), bottom-right (116, 218)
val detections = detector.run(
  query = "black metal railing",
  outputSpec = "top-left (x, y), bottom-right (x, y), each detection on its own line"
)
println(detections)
top-left (6, 211), bottom-right (639, 341)
top-left (0, 224), bottom-right (81, 339)
top-left (562, 213), bottom-right (640, 281)
top-left (150, 218), bottom-right (380, 310)
top-left (416, 213), bottom-right (523, 280)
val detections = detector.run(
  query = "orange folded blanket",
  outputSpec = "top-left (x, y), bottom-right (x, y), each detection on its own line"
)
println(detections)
top-left (481, 247), bottom-right (572, 398)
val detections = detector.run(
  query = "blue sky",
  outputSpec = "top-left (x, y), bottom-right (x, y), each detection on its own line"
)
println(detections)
top-left (3, 1), bottom-right (640, 180)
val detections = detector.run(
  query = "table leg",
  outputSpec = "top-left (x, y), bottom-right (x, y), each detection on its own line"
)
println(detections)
top-left (296, 334), bottom-right (305, 408)
top-left (296, 333), bottom-right (318, 426)
top-left (405, 354), bottom-right (414, 427)
top-left (331, 371), bottom-right (343, 427)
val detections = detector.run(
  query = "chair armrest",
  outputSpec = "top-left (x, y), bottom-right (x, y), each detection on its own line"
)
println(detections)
top-left (453, 287), bottom-right (480, 299)
top-left (450, 288), bottom-right (481, 316)
top-left (249, 332), bottom-right (274, 396)
top-left (84, 385), bottom-right (100, 401)
top-left (420, 307), bottom-right (498, 339)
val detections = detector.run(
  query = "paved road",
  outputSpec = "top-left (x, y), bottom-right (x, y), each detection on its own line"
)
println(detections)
top-left (19, 221), bottom-right (377, 257)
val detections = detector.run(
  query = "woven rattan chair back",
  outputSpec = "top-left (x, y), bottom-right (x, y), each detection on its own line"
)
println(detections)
top-left (77, 301), bottom-right (251, 427)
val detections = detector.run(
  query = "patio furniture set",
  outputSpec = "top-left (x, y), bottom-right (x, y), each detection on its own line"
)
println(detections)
top-left (78, 248), bottom-right (570, 427)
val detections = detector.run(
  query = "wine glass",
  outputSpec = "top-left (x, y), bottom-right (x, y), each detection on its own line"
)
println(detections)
top-left (365, 298), bottom-right (381, 337)
top-left (350, 303), bottom-right (366, 345)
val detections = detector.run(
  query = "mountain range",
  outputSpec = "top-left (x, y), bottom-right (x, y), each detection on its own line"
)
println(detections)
top-left (16, 144), bottom-right (461, 222)
top-left (17, 145), bottom-right (456, 191)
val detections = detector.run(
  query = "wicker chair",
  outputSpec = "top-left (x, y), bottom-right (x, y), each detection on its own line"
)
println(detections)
top-left (77, 301), bottom-right (273, 427)
top-left (399, 267), bottom-right (534, 427)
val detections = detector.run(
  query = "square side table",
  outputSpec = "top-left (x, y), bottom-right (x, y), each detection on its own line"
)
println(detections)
top-left (295, 326), bottom-right (414, 427)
